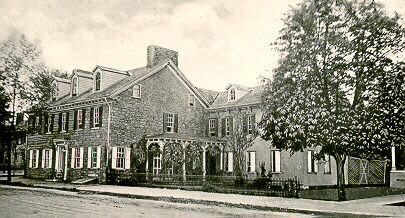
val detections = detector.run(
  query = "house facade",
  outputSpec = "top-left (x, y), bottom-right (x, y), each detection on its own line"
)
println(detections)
top-left (26, 45), bottom-right (342, 186)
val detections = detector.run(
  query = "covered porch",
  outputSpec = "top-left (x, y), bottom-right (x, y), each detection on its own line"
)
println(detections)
top-left (391, 145), bottom-right (405, 188)
top-left (145, 133), bottom-right (226, 183)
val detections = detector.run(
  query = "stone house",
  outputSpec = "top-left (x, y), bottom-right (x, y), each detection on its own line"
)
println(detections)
top-left (26, 45), bottom-right (342, 186)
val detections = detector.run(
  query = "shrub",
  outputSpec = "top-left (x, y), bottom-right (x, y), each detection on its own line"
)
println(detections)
top-left (234, 176), bottom-right (246, 187)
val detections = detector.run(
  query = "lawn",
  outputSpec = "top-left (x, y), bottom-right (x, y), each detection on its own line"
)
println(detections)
top-left (299, 186), bottom-right (405, 201)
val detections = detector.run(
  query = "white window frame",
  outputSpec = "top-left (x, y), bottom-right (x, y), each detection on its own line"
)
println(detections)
top-left (248, 115), bottom-right (253, 134)
top-left (229, 89), bottom-right (236, 101)
top-left (75, 148), bottom-right (81, 168)
top-left (246, 151), bottom-right (255, 172)
top-left (308, 150), bottom-right (318, 173)
top-left (35, 116), bottom-right (40, 127)
top-left (116, 147), bottom-right (125, 169)
top-left (189, 94), bottom-right (195, 106)
top-left (132, 84), bottom-right (141, 98)
top-left (153, 153), bottom-right (162, 176)
top-left (271, 150), bottom-right (281, 173)
top-left (166, 113), bottom-right (174, 133)
top-left (77, 109), bottom-right (82, 128)
top-left (32, 150), bottom-right (38, 168)
top-left (44, 149), bottom-right (50, 168)
top-left (47, 115), bottom-right (52, 133)
top-left (61, 112), bottom-right (66, 132)
top-left (91, 147), bottom-right (98, 168)
top-left (225, 117), bottom-right (231, 135)
top-left (72, 76), bottom-right (78, 96)
top-left (94, 107), bottom-right (99, 126)
top-left (209, 119), bottom-right (216, 136)
top-left (324, 154), bottom-right (331, 174)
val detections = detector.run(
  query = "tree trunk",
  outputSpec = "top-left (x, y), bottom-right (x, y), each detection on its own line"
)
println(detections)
top-left (335, 155), bottom-right (347, 201)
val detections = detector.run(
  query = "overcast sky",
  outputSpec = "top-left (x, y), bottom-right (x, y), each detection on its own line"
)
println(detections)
top-left (1, 0), bottom-right (404, 91)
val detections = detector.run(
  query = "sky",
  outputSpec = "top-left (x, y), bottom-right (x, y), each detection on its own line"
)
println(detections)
top-left (1, 0), bottom-right (404, 91)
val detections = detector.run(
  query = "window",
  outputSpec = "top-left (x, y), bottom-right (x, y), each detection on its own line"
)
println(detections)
top-left (226, 117), bottom-right (231, 135)
top-left (324, 155), bottom-right (331, 174)
top-left (153, 153), bottom-right (161, 176)
top-left (44, 150), bottom-right (50, 168)
top-left (61, 113), bottom-right (66, 132)
top-left (31, 150), bottom-right (38, 168)
top-left (308, 150), bottom-right (318, 173)
top-left (247, 151), bottom-right (256, 172)
top-left (229, 89), bottom-right (236, 101)
top-left (133, 84), bottom-right (141, 98)
top-left (226, 152), bottom-right (233, 172)
top-left (248, 115), bottom-right (253, 134)
top-left (92, 147), bottom-right (98, 168)
top-left (72, 77), bottom-right (78, 96)
top-left (75, 148), bottom-right (81, 168)
top-left (189, 94), bottom-right (195, 106)
top-left (77, 109), bottom-right (82, 129)
top-left (47, 115), bottom-right (52, 133)
top-left (166, 114), bottom-right (174, 133)
top-left (209, 119), bottom-right (216, 136)
top-left (94, 107), bottom-right (99, 126)
top-left (95, 72), bottom-right (101, 91)
top-left (35, 116), bottom-right (40, 127)
top-left (116, 147), bottom-right (125, 169)
top-left (271, 150), bottom-right (281, 173)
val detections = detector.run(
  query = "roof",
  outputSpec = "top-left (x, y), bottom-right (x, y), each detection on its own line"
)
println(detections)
top-left (196, 87), bottom-right (219, 104)
top-left (147, 133), bottom-right (225, 144)
top-left (69, 69), bottom-right (93, 79)
top-left (225, 83), bottom-right (249, 91)
top-left (93, 65), bottom-right (129, 76)
top-left (209, 85), bottom-right (265, 109)
top-left (52, 76), bottom-right (71, 84)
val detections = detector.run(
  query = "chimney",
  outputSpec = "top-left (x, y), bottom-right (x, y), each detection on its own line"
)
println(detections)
top-left (147, 45), bottom-right (178, 68)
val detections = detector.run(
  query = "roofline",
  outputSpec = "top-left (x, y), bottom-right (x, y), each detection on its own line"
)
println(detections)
top-left (69, 70), bottom-right (93, 79)
top-left (52, 76), bottom-right (71, 84)
top-left (207, 102), bottom-right (261, 110)
top-left (93, 65), bottom-right (129, 76)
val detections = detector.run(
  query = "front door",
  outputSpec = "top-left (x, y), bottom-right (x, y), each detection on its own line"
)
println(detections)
top-left (54, 142), bottom-right (68, 180)
top-left (153, 153), bottom-right (161, 177)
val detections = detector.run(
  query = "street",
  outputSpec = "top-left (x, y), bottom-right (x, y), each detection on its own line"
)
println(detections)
top-left (0, 186), bottom-right (312, 217)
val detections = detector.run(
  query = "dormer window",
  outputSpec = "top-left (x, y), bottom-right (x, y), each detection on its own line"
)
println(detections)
top-left (132, 84), bottom-right (141, 98)
top-left (229, 89), bottom-right (236, 101)
top-left (189, 94), bottom-right (195, 106)
top-left (72, 77), bottom-right (78, 96)
top-left (95, 72), bottom-right (101, 92)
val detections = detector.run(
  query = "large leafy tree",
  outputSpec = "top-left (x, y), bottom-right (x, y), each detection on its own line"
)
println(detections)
top-left (260, 0), bottom-right (405, 201)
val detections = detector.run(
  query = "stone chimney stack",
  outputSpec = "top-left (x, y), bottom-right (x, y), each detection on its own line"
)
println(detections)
top-left (147, 45), bottom-right (178, 68)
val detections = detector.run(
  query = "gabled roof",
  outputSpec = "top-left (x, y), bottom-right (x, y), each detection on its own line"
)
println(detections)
top-left (196, 87), bottom-right (219, 104)
top-left (209, 85), bottom-right (264, 109)
top-left (52, 76), bottom-right (71, 84)
top-left (93, 65), bottom-right (130, 76)
top-left (69, 69), bottom-right (93, 79)
top-left (225, 83), bottom-right (249, 91)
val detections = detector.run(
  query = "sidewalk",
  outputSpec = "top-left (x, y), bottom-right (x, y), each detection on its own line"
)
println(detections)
top-left (2, 177), bottom-right (405, 217)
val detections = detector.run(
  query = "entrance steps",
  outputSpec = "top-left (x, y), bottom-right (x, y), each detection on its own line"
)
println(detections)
top-left (71, 177), bottom-right (97, 184)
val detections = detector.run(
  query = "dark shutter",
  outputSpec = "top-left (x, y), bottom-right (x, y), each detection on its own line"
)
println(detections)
top-left (28, 115), bottom-right (33, 134)
top-left (205, 119), bottom-right (209, 136)
top-left (38, 112), bottom-right (42, 134)
top-left (81, 108), bottom-right (86, 129)
top-left (215, 118), bottom-right (219, 137)
top-left (163, 113), bottom-right (167, 133)
top-left (174, 114), bottom-right (178, 133)
top-left (229, 117), bottom-right (233, 135)
top-left (243, 115), bottom-right (248, 134)
top-left (58, 113), bottom-right (62, 132)
top-left (51, 114), bottom-right (55, 132)
top-left (65, 112), bottom-right (69, 132)
top-left (44, 113), bottom-right (48, 133)
top-left (90, 108), bottom-right (94, 128)
top-left (73, 110), bottom-right (77, 130)
top-left (251, 114), bottom-right (256, 132)
top-left (221, 118), bottom-right (226, 137)
top-left (98, 106), bottom-right (103, 127)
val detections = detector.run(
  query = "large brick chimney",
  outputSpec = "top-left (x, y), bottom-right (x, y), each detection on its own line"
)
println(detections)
top-left (147, 45), bottom-right (178, 68)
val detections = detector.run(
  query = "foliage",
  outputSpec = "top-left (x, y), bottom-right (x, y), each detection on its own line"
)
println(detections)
top-left (162, 142), bottom-right (183, 174)
top-left (133, 135), bottom-right (147, 172)
top-left (185, 141), bottom-right (203, 174)
top-left (224, 111), bottom-right (258, 176)
top-left (260, 0), bottom-right (405, 201)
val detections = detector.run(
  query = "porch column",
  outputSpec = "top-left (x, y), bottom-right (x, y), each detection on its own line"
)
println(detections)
top-left (220, 145), bottom-right (223, 171)
top-left (392, 146), bottom-right (396, 171)
top-left (63, 142), bottom-right (68, 181)
top-left (146, 141), bottom-right (150, 180)
top-left (202, 145), bottom-right (207, 181)
top-left (182, 142), bottom-right (187, 183)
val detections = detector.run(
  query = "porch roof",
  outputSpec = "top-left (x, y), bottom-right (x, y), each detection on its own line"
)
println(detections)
top-left (146, 133), bottom-right (226, 145)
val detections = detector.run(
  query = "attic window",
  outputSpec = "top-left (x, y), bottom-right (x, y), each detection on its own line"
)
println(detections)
top-left (95, 72), bottom-right (101, 91)
top-left (133, 84), bottom-right (141, 98)
top-left (72, 77), bottom-right (78, 96)
top-left (229, 89), bottom-right (236, 101)
top-left (189, 94), bottom-right (195, 106)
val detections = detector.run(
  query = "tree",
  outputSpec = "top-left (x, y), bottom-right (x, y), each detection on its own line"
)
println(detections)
top-left (260, 0), bottom-right (405, 201)
top-left (0, 86), bottom-right (11, 173)
top-left (224, 111), bottom-right (258, 176)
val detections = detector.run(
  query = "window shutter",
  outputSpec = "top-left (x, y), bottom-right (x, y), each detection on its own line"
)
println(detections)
top-left (228, 152), bottom-right (233, 172)
top-left (42, 149), bottom-right (45, 168)
top-left (215, 118), bottom-right (218, 137)
top-left (81, 109), bottom-right (86, 129)
top-left (98, 106), bottom-right (103, 127)
top-left (163, 113), bottom-right (167, 133)
top-left (307, 151), bottom-right (312, 173)
top-left (251, 114), bottom-right (256, 127)
top-left (90, 108), bottom-right (94, 128)
top-left (44, 113), bottom-right (48, 133)
top-left (221, 118), bottom-right (226, 137)
top-left (35, 150), bottom-right (39, 168)
top-left (58, 113), bottom-right (62, 132)
top-left (314, 152), bottom-right (318, 173)
top-left (229, 117), bottom-right (234, 134)
top-left (74, 110), bottom-right (78, 130)
top-left (49, 149), bottom-right (53, 168)
top-left (174, 114), bottom-right (178, 133)
top-left (275, 151), bottom-right (280, 172)
top-left (325, 155), bottom-right (330, 173)
top-left (96, 147), bottom-right (101, 168)
top-left (243, 116), bottom-right (248, 134)
top-left (80, 147), bottom-right (84, 168)
top-left (71, 148), bottom-right (75, 168)
top-left (125, 147), bottom-right (131, 169)
top-left (38, 113), bottom-right (42, 134)
top-left (51, 114), bottom-right (55, 132)
top-left (87, 147), bottom-right (92, 168)
top-left (55, 148), bottom-right (59, 171)
top-left (205, 119), bottom-right (209, 136)
top-left (112, 147), bottom-right (117, 169)
top-left (29, 150), bottom-right (33, 168)
top-left (251, 152), bottom-right (256, 172)
top-left (65, 112), bottom-right (69, 132)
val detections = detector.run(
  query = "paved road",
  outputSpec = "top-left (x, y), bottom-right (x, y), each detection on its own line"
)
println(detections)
top-left (0, 187), bottom-right (313, 217)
